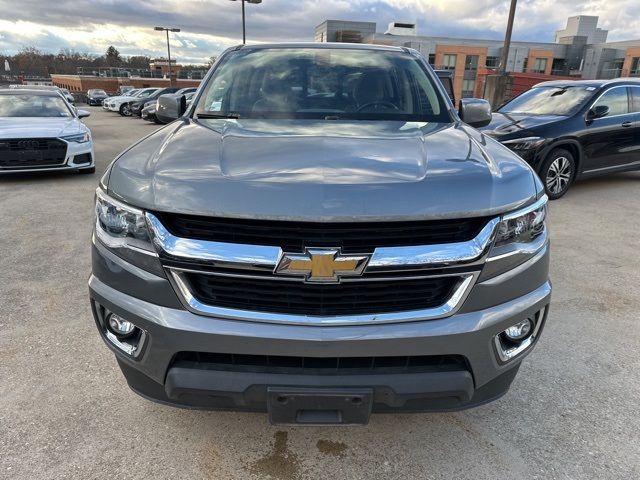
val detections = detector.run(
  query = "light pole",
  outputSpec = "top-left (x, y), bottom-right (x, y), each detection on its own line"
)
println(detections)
top-left (154, 26), bottom-right (181, 85)
top-left (499, 0), bottom-right (517, 74)
top-left (229, 0), bottom-right (262, 44)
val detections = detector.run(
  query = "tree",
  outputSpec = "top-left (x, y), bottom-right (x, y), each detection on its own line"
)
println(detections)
top-left (126, 55), bottom-right (151, 69)
top-left (105, 46), bottom-right (122, 67)
top-left (206, 56), bottom-right (217, 67)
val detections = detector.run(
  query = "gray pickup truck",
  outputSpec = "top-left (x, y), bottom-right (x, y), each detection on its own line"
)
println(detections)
top-left (90, 43), bottom-right (550, 425)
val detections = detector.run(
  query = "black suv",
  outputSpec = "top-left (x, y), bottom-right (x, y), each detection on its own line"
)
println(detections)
top-left (129, 87), bottom-right (180, 116)
top-left (483, 79), bottom-right (640, 199)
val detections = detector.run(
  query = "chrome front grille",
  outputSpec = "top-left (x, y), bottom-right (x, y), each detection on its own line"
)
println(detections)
top-left (145, 213), bottom-right (498, 325)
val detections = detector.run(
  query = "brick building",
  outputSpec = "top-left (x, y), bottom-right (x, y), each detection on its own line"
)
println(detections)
top-left (315, 16), bottom-right (640, 102)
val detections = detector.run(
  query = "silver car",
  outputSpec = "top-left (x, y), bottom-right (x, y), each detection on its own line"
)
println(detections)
top-left (0, 89), bottom-right (94, 174)
top-left (90, 43), bottom-right (550, 425)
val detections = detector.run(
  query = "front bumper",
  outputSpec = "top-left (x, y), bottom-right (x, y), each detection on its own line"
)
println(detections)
top-left (0, 139), bottom-right (94, 173)
top-left (89, 238), bottom-right (551, 415)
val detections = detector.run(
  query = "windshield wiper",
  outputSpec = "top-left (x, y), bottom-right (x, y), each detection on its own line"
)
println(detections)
top-left (195, 110), bottom-right (241, 119)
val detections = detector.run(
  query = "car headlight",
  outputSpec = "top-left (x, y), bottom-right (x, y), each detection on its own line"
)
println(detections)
top-left (94, 188), bottom-right (164, 275)
top-left (62, 132), bottom-right (90, 143)
top-left (501, 136), bottom-right (546, 151)
top-left (481, 195), bottom-right (548, 281)
top-left (494, 195), bottom-right (547, 247)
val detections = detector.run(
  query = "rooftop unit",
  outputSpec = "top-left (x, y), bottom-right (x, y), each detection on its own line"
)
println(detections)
top-left (385, 22), bottom-right (417, 36)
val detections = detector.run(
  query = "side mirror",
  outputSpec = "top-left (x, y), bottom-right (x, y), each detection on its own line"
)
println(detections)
top-left (459, 98), bottom-right (492, 128)
top-left (76, 109), bottom-right (90, 119)
top-left (586, 105), bottom-right (609, 120)
top-left (156, 94), bottom-right (187, 123)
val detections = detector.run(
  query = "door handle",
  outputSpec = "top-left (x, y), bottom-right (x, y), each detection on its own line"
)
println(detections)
top-left (621, 121), bottom-right (633, 127)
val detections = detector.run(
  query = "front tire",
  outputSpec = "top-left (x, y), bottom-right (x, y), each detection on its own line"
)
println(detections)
top-left (540, 148), bottom-right (575, 200)
top-left (119, 103), bottom-right (132, 116)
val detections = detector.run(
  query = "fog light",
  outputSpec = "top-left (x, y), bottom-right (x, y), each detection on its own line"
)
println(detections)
top-left (504, 318), bottom-right (533, 341)
top-left (107, 313), bottom-right (136, 338)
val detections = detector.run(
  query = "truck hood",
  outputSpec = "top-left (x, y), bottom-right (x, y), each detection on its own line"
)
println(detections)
top-left (108, 119), bottom-right (539, 221)
top-left (0, 117), bottom-right (85, 139)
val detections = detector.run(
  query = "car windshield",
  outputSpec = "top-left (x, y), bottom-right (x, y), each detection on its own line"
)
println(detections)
top-left (0, 94), bottom-right (73, 117)
top-left (195, 47), bottom-right (449, 122)
top-left (499, 86), bottom-right (595, 116)
top-left (136, 89), bottom-right (157, 98)
top-left (90, 90), bottom-right (107, 95)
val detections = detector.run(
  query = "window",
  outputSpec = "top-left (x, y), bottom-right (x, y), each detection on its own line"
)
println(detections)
top-left (485, 56), bottom-right (499, 68)
top-left (592, 87), bottom-right (629, 117)
top-left (499, 86), bottom-right (595, 116)
top-left (428, 54), bottom-right (435, 65)
top-left (462, 79), bottom-right (475, 98)
top-left (627, 86), bottom-right (640, 113)
top-left (0, 94), bottom-right (73, 118)
top-left (195, 47), bottom-right (451, 122)
top-left (442, 54), bottom-right (457, 70)
top-left (631, 57), bottom-right (640, 75)
top-left (464, 55), bottom-right (478, 71)
top-left (532, 58), bottom-right (548, 74)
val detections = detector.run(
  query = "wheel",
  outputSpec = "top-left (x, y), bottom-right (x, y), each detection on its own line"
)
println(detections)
top-left (79, 166), bottom-right (96, 174)
top-left (119, 103), bottom-right (132, 116)
top-left (540, 148), bottom-right (575, 200)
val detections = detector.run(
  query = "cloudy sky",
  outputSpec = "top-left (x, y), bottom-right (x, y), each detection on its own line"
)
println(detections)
top-left (0, 0), bottom-right (638, 64)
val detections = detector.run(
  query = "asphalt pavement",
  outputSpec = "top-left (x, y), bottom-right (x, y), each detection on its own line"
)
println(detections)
top-left (1, 108), bottom-right (639, 479)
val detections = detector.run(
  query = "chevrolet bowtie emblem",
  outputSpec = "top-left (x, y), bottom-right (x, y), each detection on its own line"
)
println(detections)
top-left (275, 248), bottom-right (370, 283)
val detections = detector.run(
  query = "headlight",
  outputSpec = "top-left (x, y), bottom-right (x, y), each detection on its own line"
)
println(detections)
top-left (481, 195), bottom-right (548, 280)
top-left (494, 195), bottom-right (547, 247)
top-left (94, 189), bottom-right (164, 275)
top-left (501, 136), bottom-right (545, 151)
top-left (62, 132), bottom-right (90, 143)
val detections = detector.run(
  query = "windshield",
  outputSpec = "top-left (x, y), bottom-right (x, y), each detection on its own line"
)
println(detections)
top-left (89, 89), bottom-right (107, 95)
top-left (0, 94), bottom-right (73, 117)
top-left (136, 89), bottom-right (157, 98)
top-left (499, 86), bottom-right (595, 116)
top-left (195, 47), bottom-right (449, 121)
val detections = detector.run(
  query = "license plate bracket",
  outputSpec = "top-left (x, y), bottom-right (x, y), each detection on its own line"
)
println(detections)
top-left (267, 387), bottom-right (373, 426)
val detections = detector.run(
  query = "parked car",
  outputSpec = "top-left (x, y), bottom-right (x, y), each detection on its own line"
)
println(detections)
top-left (482, 78), bottom-right (640, 199)
top-left (90, 43), bottom-right (550, 424)
top-left (103, 89), bottom-right (139, 110)
top-left (60, 88), bottom-right (75, 104)
top-left (142, 92), bottom-right (196, 123)
top-left (129, 87), bottom-right (180, 117)
top-left (434, 69), bottom-right (455, 104)
top-left (103, 88), bottom-right (159, 116)
top-left (87, 89), bottom-right (109, 106)
top-left (0, 89), bottom-right (94, 174)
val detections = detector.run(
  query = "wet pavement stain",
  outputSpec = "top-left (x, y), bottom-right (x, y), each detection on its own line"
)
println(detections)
top-left (247, 431), bottom-right (302, 480)
top-left (316, 439), bottom-right (348, 459)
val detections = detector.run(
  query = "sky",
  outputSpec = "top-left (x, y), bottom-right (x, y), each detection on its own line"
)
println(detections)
top-left (0, 0), bottom-right (639, 64)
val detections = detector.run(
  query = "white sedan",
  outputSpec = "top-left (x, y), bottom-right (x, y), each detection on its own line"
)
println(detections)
top-left (0, 89), bottom-right (95, 174)
top-left (103, 88), bottom-right (159, 116)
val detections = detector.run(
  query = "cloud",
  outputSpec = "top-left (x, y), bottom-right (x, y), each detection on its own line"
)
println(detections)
top-left (0, 0), bottom-right (638, 63)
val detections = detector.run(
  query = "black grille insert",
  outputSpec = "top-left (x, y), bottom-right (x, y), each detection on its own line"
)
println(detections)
top-left (184, 273), bottom-right (460, 316)
top-left (153, 212), bottom-right (489, 253)
top-left (172, 351), bottom-right (468, 375)
top-left (0, 138), bottom-right (67, 168)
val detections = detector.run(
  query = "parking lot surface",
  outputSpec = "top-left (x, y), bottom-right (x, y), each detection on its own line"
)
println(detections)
top-left (1, 108), bottom-right (639, 480)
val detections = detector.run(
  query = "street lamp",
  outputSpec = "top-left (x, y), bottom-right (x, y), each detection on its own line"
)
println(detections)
top-left (229, 0), bottom-right (262, 44)
top-left (154, 26), bottom-right (181, 85)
